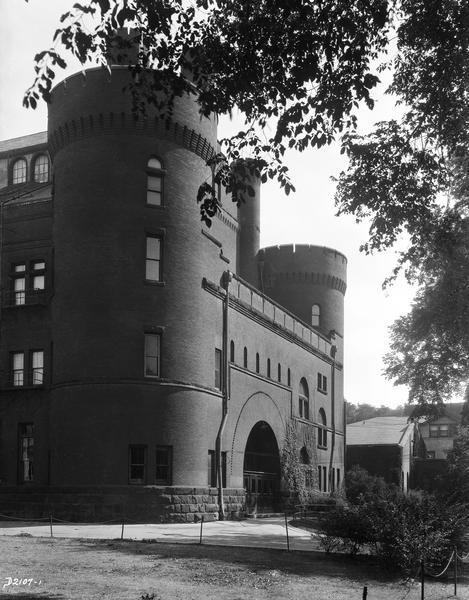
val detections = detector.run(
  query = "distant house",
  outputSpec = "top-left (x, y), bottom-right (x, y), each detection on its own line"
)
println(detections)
top-left (419, 403), bottom-right (465, 459)
top-left (346, 417), bottom-right (424, 492)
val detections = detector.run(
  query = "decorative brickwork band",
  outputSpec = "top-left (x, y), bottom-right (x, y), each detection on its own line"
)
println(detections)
top-left (267, 271), bottom-right (347, 295)
top-left (48, 112), bottom-right (216, 162)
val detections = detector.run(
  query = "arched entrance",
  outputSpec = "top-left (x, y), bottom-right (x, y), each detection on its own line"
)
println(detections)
top-left (243, 421), bottom-right (281, 512)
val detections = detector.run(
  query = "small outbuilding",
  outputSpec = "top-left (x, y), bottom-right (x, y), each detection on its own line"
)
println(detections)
top-left (346, 416), bottom-right (424, 491)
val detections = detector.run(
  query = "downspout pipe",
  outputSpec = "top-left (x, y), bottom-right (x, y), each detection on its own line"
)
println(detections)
top-left (216, 270), bottom-right (232, 520)
top-left (328, 342), bottom-right (337, 495)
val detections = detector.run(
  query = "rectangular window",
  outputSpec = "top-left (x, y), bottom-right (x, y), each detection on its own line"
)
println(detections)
top-left (429, 424), bottom-right (450, 438)
top-left (208, 450), bottom-right (226, 487)
top-left (129, 445), bottom-right (147, 484)
top-left (337, 468), bottom-right (341, 488)
top-left (215, 348), bottom-right (222, 390)
top-left (19, 423), bottom-right (34, 482)
top-left (145, 236), bottom-right (161, 281)
top-left (11, 352), bottom-right (24, 386)
top-left (31, 350), bottom-right (44, 385)
top-left (14, 277), bottom-right (26, 305)
top-left (322, 466), bottom-right (327, 492)
top-left (317, 373), bottom-right (328, 393)
top-left (144, 333), bottom-right (160, 377)
top-left (155, 446), bottom-right (172, 485)
top-left (10, 261), bottom-right (46, 306)
top-left (147, 174), bottom-right (162, 206)
top-left (318, 466), bottom-right (322, 491)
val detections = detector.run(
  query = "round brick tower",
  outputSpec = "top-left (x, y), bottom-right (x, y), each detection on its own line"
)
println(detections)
top-left (47, 66), bottom-right (226, 495)
top-left (236, 161), bottom-right (261, 288)
top-left (258, 244), bottom-right (347, 336)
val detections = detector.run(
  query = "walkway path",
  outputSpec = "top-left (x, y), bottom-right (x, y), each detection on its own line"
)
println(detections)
top-left (0, 517), bottom-right (322, 552)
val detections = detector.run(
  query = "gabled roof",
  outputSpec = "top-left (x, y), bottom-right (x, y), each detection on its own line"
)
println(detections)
top-left (347, 416), bottom-right (413, 446)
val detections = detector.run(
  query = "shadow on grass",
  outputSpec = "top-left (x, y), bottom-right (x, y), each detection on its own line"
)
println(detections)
top-left (0, 594), bottom-right (66, 599)
top-left (68, 537), bottom-right (399, 585)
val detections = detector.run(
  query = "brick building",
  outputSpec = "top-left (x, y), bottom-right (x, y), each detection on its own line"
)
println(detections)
top-left (0, 65), bottom-right (346, 521)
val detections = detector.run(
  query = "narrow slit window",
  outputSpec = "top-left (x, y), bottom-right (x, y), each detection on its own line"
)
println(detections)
top-left (311, 304), bottom-right (320, 327)
top-left (147, 158), bottom-right (163, 206)
top-left (146, 236), bottom-right (162, 281)
top-left (155, 446), bottom-right (172, 485)
top-left (144, 333), bottom-right (161, 377)
top-left (11, 352), bottom-right (24, 386)
top-left (31, 350), bottom-right (44, 385)
top-left (19, 424), bottom-right (34, 482)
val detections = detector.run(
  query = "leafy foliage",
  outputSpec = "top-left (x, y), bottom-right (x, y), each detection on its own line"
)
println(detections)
top-left (25, 0), bottom-right (391, 223)
top-left (445, 425), bottom-right (469, 503)
top-left (318, 476), bottom-right (468, 574)
top-left (280, 421), bottom-right (318, 505)
top-left (344, 465), bottom-right (390, 504)
top-left (346, 402), bottom-right (412, 424)
top-left (334, 0), bottom-right (469, 407)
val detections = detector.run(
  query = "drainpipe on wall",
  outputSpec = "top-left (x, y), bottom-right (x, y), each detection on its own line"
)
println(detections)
top-left (328, 341), bottom-right (337, 495)
top-left (216, 270), bottom-right (232, 520)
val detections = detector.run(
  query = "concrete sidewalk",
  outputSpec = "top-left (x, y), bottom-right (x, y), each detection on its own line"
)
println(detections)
top-left (0, 517), bottom-right (321, 552)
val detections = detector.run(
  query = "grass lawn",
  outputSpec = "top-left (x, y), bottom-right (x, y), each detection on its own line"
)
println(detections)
top-left (0, 535), bottom-right (467, 600)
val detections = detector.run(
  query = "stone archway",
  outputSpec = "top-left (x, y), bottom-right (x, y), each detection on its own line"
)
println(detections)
top-left (243, 421), bottom-right (281, 513)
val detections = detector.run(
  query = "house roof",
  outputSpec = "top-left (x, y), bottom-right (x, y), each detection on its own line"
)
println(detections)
top-left (347, 416), bottom-right (413, 446)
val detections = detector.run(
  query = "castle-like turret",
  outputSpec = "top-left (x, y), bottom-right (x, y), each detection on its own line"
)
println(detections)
top-left (258, 244), bottom-right (347, 337)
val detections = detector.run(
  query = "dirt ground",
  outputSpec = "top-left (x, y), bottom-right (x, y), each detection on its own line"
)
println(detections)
top-left (0, 536), bottom-right (467, 600)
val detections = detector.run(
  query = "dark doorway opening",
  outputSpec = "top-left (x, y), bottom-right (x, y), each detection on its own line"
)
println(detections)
top-left (243, 421), bottom-right (281, 513)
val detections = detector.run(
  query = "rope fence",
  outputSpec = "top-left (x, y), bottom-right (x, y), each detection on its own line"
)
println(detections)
top-left (0, 511), bottom-right (468, 597)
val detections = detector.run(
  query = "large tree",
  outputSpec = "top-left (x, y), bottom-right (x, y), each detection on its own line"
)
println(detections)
top-left (25, 0), bottom-right (469, 410)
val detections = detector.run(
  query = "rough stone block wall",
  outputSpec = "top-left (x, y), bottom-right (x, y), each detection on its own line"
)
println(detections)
top-left (0, 486), bottom-right (246, 523)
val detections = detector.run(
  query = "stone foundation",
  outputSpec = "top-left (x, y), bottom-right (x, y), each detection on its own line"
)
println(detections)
top-left (0, 486), bottom-right (246, 523)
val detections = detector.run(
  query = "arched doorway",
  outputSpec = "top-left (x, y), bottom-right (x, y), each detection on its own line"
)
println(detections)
top-left (243, 421), bottom-right (281, 512)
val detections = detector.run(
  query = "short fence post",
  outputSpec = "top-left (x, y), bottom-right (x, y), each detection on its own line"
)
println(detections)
top-left (199, 515), bottom-right (204, 544)
top-left (420, 560), bottom-right (425, 600)
top-left (49, 513), bottom-right (53, 538)
top-left (121, 520), bottom-right (125, 540)
top-left (284, 512), bottom-right (290, 552)
top-left (454, 547), bottom-right (457, 597)
top-left (362, 585), bottom-right (368, 599)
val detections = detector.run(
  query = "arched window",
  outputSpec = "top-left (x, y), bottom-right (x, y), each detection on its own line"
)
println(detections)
top-left (318, 408), bottom-right (327, 448)
top-left (298, 378), bottom-right (309, 420)
top-left (146, 157), bottom-right (164, 205)
top-left (243, 347), bottom-right (248, 369)
top-left (255, 353), bottom-right (260, 373)
top-left (287, 368), bottom-right (291, 387)
top-left (12, 158), bottom-right (27, 184)
top-left (312, 304), bottom-right (320, 327)
top-left (267, 358), bottom-right (271, 378)
top-left (230, 340), bottom-right (235, 363)
top-left (33, 154), bottom-right (49, 183)
top-left (277, 363), bottom-right (281, 382)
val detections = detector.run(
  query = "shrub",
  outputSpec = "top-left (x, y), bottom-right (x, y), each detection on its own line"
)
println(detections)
top-left (318, 469), bottom-right (469, 574)
top-left (318, 504), bottom-right (373, 556)
top-left (344, 465), bottom-right (391, 505)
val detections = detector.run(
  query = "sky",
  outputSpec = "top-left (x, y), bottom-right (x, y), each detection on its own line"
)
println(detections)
top-left (0, 0), bottom-right (417, 408)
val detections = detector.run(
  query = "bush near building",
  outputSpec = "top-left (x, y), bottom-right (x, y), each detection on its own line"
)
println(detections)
top-left (318, 467), bottom-right (468, 574)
